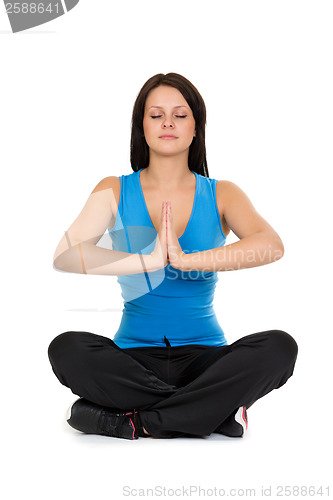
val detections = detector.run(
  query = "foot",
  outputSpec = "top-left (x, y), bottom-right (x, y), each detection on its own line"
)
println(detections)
top-left (214, 406), bottom-right (248, 438)
top-left (66, 398), bottom-right (139, 440)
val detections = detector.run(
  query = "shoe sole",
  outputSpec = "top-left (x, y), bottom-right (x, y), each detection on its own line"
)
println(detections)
top-left (234, 406), bottom-right (248, 436)
top-left (66, 404), bottom-right (72, 423)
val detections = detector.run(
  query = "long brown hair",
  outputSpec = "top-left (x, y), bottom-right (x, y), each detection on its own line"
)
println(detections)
top-left (130, 73), bottom-right (209, 177)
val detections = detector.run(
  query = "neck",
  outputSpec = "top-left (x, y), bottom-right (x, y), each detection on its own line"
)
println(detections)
top-left (143, 151), bottom-right (192, 189)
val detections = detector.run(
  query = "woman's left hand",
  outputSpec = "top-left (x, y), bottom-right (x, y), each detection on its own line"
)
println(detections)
top-left (165, 201), bottom-right (187, 270)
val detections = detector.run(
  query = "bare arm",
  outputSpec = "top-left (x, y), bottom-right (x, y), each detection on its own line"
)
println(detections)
top-left (177, 180), bottom-right (284, 272)
top-left (53, 177), bottom-right (167, 276)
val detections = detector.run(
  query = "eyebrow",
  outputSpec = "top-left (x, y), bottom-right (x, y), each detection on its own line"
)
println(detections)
top-left (147, 105), bottom-right (189, 110)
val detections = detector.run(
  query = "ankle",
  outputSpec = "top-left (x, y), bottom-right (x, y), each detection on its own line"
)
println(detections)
top-left (134, 411), bottom-right (151, 437)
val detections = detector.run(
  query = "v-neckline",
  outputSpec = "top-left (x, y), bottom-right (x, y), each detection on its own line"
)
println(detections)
top-left (137, 168), bottom-right (198, 240)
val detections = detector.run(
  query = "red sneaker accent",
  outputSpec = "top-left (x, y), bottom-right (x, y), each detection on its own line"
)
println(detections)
top-left (242, 407), bottom-right (248, 430)
top-left (126, 411), bottom-right (138, 440)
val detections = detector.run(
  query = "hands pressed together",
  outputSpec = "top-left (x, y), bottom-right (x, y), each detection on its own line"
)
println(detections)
top-left (150, 201), bottom-right (187, 271)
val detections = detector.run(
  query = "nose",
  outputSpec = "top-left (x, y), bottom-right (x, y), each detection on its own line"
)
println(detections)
top-left (162, 117), bottom-right (175, 128)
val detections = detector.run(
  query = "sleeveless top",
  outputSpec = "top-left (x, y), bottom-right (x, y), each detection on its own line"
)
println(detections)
top-left (108, 168), bottom-right (228, 348)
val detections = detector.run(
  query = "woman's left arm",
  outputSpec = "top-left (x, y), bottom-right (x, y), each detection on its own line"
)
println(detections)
top-left (177, 180), bottom-right (285, 272)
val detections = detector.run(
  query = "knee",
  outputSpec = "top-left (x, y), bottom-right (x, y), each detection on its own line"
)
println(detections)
top-left (47, 331), bottom-right (81, 366)
top-left (265, 330), bottom-right (298, 366)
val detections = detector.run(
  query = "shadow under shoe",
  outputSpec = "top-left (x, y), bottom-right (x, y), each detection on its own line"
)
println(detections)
top-left (67, 398), bottom-right (138, 440)
top-left (214, 406), bottom-right (248, 438)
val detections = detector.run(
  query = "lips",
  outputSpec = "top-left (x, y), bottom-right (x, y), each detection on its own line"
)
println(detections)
top-left (159, 135), bottom-right (178, 139)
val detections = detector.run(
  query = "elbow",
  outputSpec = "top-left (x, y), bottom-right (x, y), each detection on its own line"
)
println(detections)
top-left (52, 249), bottom-right (83, 274)
top-left (53, 254), bottom-right (68, 272)
top-left (272, 236), bottom-right (284, 262)
top-left (53, 250), bottom-right (62, 271)
top-left (53, 259), bottom-right (65, 272)
top-left (280, 240), bottom-right (285, 257)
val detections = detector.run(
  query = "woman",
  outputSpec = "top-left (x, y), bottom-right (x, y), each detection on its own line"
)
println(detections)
top-left (48, 73), bottom-right (298, 440)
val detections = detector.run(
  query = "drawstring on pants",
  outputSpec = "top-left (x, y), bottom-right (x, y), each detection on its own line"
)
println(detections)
top-left (163, 335), bottom-right (171, 347)
top-left (164, 335), bottom-right (172, 384)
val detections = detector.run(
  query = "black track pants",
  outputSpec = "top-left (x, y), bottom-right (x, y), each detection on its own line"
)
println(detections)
top-left (47, 330), bottom-right (298, 438)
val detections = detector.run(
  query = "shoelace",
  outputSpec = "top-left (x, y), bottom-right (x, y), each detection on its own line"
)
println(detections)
top-left (100, 409), bottom-right (138, 439)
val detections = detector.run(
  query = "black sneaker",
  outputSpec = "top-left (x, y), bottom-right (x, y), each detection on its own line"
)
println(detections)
top-left (214, 406), bottom-right (248, 438)
top-left (66, 398), bottom-right (139, 440)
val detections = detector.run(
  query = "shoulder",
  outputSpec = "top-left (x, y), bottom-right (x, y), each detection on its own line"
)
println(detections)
top-left (216, 179), bottom-right (253, 208)
top-left (215, 179), bottom-right (281, 240)
top-left (91, 176), bottom-right (121, 220)
top-left (91, 175), bottom-right (120, 195)
top-left (215, 179), bottom-right (257, 237)
top-left (216, 179), bottom-right (241, 197)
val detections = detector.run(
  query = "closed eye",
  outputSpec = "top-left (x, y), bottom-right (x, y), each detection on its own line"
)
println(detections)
top-left (151, 115), bottom-right (187, 119)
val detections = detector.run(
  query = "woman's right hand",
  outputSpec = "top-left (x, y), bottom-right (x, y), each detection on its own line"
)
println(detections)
top-left (149, 201), bottom-right (168, 270)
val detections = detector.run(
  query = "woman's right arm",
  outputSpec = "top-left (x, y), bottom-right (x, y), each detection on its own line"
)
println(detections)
top-left (53, 177), bottom-right (167, 276)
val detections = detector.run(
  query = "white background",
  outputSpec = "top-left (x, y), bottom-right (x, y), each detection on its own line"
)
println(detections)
top-left (1, 1), bottom-right (332, 499)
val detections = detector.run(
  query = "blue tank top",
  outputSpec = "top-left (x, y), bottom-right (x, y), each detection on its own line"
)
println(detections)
top-left (108, 168), bottom-right (228, 348)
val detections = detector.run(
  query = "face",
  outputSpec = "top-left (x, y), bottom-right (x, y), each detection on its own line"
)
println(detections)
top-left (142, 85), bottom-right (196, 158)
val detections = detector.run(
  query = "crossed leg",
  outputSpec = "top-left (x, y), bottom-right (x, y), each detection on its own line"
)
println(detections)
top-left (48, 330), bottom-right (298, 438)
